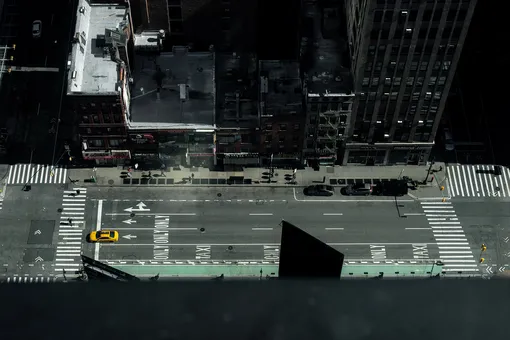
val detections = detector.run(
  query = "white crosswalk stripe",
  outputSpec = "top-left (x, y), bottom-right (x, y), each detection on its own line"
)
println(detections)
top-left (7, 164), bottom-right (67, 184)
top-left (421, 202), bottom-right (479, 274)
top-left (447, 164), bottom-right (510, 198)
top-left (55, 188), bottom-right (87, 271)
top-left (1, 276), bottom-right (56, 283)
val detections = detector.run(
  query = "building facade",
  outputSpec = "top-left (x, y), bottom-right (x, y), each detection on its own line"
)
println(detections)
top-left (344, 0), bottom-right (478, 165)
top-left (68, 0), bottom-right (132, 165)
top-left (258, 60), bottom-right (304, 168)
top-left (215, 53), bottom-right (259, 169)
top-left (301, 1), bottom-right (354, 167)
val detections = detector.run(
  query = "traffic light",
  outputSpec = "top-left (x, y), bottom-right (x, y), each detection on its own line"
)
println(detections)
top-left (481, 244), bottom-right (487, 252)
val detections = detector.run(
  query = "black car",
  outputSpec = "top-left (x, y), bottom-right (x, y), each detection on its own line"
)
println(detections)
top-left (304, 185), bottom-right (335, 196)
top-left (340, 183), bottom-right (373, 196)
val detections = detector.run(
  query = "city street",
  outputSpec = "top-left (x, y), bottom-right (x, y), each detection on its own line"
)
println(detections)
top-left (82, 187), bottom-right (444, 265)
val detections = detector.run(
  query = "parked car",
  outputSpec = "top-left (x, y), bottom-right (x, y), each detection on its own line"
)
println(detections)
top-left (372, 180), bottom-right (408, 197)
top-left (340, 183), bottom-right (373, 196)
top-left (304, 184), bottom-right (335, 196)
top-left (32, 20), bottom-right (42, 38)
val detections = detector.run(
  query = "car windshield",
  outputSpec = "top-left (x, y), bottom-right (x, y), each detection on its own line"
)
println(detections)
top-left (109, 232), bottom-right (115, 237)
top-left (33, 23), bottom-right (40, 30)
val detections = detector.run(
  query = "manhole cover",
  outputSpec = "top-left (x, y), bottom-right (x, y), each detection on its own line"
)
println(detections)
top-left (200, 228), bottom-right (205, 233)
top-left (130, 213), bottom-right (135, 217)
top-left (108, 179), bottom-right (114, 185)
top-left (228, 246), bottom-right (233, 251)
top-left (57, 208), bottom-right (63, 213)
top-left (217, 193), bottom-right (222, 197)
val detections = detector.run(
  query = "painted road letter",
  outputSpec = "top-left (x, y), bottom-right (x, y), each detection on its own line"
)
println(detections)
top-left (153, 216), bottom-right (169, 260)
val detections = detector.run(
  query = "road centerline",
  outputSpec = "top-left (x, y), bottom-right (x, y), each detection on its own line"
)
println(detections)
top-left (249, 213), bottom-right (273, 216)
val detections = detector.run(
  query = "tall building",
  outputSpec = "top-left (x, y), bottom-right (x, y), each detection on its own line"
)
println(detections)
top-left (344, 0), bottom-right (478, 165)
top-left (301, 1), bottom-right (354, 167)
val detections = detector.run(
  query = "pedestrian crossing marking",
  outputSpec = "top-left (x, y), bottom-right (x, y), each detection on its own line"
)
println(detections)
top-left (2, 276), bottom-right (56, 283)
top-left (421, 202), bottom-right (478, 274)
top-left (447, 164), bottom-right (510, 198)
top-left (7, 164), bottom-right (67, 184)
top-left (56, 188), bottom-right (87, 269)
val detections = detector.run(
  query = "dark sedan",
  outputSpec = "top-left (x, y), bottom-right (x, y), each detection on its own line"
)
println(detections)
top-left (304, 185), bottom-right (335, 196)
top-left (340, 183), bottom-right (373, 196)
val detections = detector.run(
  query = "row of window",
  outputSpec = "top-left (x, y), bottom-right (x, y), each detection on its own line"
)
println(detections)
top-left (362, 76), bottom-right (447, 87)
top-left (374, 8), bottom-right (468, 24)
top-left (265, 134), bottom-right (300, 143)
top-left (370, 25), bottom-right (462, 40)
top-left (81, 114), bottom-right (123, 124)
top-left (310, 102), bottom-right (351, 112)
top-left (265, 124), bottom-right (300, 131)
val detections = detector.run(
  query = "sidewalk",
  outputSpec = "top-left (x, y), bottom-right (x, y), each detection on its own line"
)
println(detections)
top-left (67, 163), bottom-right (448, 199)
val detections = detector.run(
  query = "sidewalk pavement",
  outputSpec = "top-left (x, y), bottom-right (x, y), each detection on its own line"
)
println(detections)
top-left (67, 162), bottom-right (449, 200)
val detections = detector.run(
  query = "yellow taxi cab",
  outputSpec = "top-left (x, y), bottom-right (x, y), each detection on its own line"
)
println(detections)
top-left (88, 230), bottom-right (119, 243)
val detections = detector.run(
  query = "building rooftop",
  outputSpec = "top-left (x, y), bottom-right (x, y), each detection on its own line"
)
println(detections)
top-left (259, 60), bottom-right (302, 117)
top-left (68, 0), bottom-right (128, 95)
top-left (302, 3), bottom-right (353, 97)
top-left (129, 0), bottom-right (169, 34)
top-left (129, 47), bottom-right (215, 129)
top-left (216, 53), bottom-right (258, 128)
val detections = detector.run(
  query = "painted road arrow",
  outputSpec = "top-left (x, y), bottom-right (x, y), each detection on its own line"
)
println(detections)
top-left (503, 237), bottom-right (509, 243)
top-left (486, 266), bottom-right (493, 274)
top-left (34, 230), bottom-right (41, 235)
top-left (35, 256), bottom-right (43, 262)
top-left (122, 219), bottom-right (137, 225)
top-left (124, 201), bottom-right (150, 213)
top-left (499, 266), bottom-right (506, 272)
top-left (122, 234), bottom-right (137, 240)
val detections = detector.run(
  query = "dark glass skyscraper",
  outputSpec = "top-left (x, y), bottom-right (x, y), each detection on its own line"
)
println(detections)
top-left (343, 0), bottom-right (477, 165)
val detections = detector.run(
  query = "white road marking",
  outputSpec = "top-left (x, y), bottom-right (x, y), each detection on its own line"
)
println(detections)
top-left (323, 213), bottom-right (343, 216)
top-left (102, 242), bottom-right (437, 246)
top-left (249, 213), bottom-right (273, 216)
top-left (325, 228), bottom-right (344, 230)
top-left (405, 228), bottom-right (431, 230)
top-left (252, 228), bottom-right (274, 231)
top-left (95, 200), bottom-right (103, 261)
top-left (110, 228), bottom-right (198, 231)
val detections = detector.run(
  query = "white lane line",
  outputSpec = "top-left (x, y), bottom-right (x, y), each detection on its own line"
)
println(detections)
top-left (57, 249), bottom-right (82, 253)
top-left (440, 259), bottom-right (476, 263)
top-left (405, 228), bottom-right (431, 230)
top-left (425, 214), bottom-right (457, 217)
top-left (469, 166), bottom-right (479, 197)
top-left (437, 242), bottom-right (469, 245)
top-left (427, 218), bottom-right (446, 221)
top-left (431, 226), bottom-right (463, 229)
top-left (428, 221), bottom-right (461, 225)
top-left (323, 213), bottom-right (343, 216)
top-left (438, 246), bottom-right (472, 249)
top-left (433, 230), bottom-right (465, 234)
top-left (436, 238), bottom-right (468, 242)
top-left (102, 242), bottom-right (438, 246)
top-left (55, 258), bottom-right (75, 262)
top-left (502, 167), bottom-right (510, 197)
top-left (402, 213), bottom-right (425, 216)
top-left (56, 246), bottom-right (81, 249)
top-left (457, 166), bottom-right (465, 197)
top-left (63, 237), bottom-right (82, 240)
top-left (95, 200), bottom-right (102, 261)
top-left (325, 228), bottom-right (344, 230)
top-left (447, 168), bottom-right (456, 197)
top-left (58, 242), bottom-right (81, 245)
top-left (61, 212), bottom-right (85, 215)
top-left (423, 210), bottom-right (455, 213)
top-left (62, 203), bottom-right (86, 206)
top-left (54, 263), bottom-right (81, 267)
top-left (62, 207), bottom-right (85, 211)
top-left (55, 253), bottom-right (81, 257)
top-left (439, 251), bottom-right (473, 254)
top-left (249, 213), bottom-right (273, 216)
top-left (439, 255), bottom-right (474, 258)
top-left (252, 228), bottom-right (274, 231)
top-left (421, 202), bottom-right (451, 205)
top-left (462, 166), bottom-right (471, 197)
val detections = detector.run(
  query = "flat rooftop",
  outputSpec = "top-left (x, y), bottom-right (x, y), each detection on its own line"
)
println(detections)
top-left (129, 47), bottom-right (215, 129)
top-left (68, 0), bottom-right (128, 95)
top-left (302, 3), bottom-right (353, 97)
top-left (129, 0), bottom-right (169, 34)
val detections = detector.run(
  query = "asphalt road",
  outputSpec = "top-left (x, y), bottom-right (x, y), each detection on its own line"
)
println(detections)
top-left (452, 201), bottom-right (510, 275)
top-left (81, 187), bottom-right (441, 263)
top-left (0, 183), bottom-right (64, 277)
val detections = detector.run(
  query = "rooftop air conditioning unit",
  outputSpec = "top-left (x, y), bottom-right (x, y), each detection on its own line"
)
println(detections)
top-left (79, 7), bottom-right (85, 14)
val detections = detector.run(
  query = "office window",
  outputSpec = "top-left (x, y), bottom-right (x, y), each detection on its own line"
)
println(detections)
top-left (442, 61), bottom-right (451, 70)
top-left (420, 61), bottom-right (428, 71)
top-left (410, 61), bottom-right (418, 71)
top-left (384, 11), bottom-right (393, 22)
top-left (442, 27), bottom-right (452, 38)
top-left (447, 9), bottom-right (457, 22)
top-left (457, 10), bottom-right (467, 21)
top-left (371, 78), bottom-right (379, 86)
top-left (406, 77), bottom-right (414, 86)
top-left (394, 77), bottom-right (401, 86)
top-left (384, 77), bottom-right (392, 85)
top-left (371, 29), bottom-right (380, 39)
top-left (279, 124), bottom-right (287, 131)
top-left (433, 9), bottom-right (442, 22)
top-left (362, 77), bottom-right (370, 86)
top-left (429, 77), bottom-right (437, 86)
top-left (409, 10), bottom-right (418, 21)
top-left (438, 76), bottom-right (446, 85)
top-left (374, 10), bottom-right (383, 22)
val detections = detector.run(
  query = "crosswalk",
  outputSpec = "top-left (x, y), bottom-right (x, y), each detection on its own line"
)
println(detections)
top-left (55, 188), bottom-right (87, 275)
top-left (1, 276), bottom-right (56, 283)
top-left (447, 164), bottom-right (510, 198)
top-left (421, 201), bottom-right (479, 275)
top-left (7, 164), bottom-right (67, 185)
